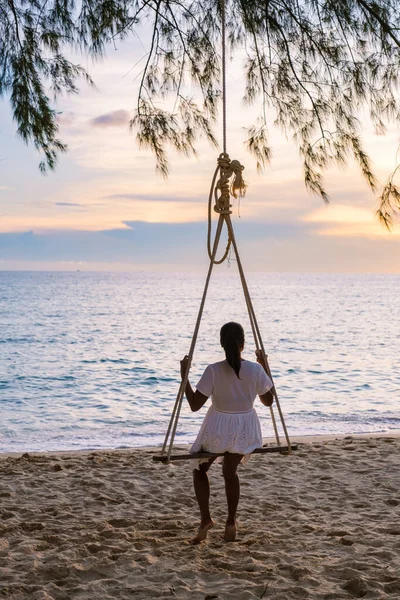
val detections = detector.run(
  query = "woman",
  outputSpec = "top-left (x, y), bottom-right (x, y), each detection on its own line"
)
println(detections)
top-left (180, 321), bottom-right (274, 544)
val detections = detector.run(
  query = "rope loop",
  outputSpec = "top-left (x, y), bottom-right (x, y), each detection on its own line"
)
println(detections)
top-left (207, 153), bottom-right (246, 263)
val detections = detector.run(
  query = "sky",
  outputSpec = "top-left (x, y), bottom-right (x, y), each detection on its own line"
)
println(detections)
top-left (1, 34), bottom-right (400, 273)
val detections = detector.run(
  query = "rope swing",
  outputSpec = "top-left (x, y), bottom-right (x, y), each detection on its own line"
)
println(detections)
top-left (153, 0), bottom-right (295, 464)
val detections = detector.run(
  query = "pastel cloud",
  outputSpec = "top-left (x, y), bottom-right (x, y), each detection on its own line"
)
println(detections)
top-left (55, 202), bottom-right (87, 207)
top-left (89, 109), bottom-right (130, 127)
top-left (103, 193), bottom-right (205, 204)
top-left (1, 221), bottom-right (399, 273)
top-left (0, 195), bottom-right (207, 233)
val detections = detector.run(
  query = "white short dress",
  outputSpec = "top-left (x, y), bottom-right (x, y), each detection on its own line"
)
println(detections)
top-left (190, 359), bottom-right (273, 467)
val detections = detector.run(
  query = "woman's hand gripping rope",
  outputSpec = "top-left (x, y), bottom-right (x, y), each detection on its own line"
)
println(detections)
top-left (255, 349), bottom-right (268, 370)
top-left (256, 350), bottom-right (275, 408)
top-left (180, 356), bottom-right (208, 412)
top-left (180, 355), bottom-right (189, 380)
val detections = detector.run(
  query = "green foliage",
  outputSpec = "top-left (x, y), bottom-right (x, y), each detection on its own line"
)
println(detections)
top-left (0, 0), bottom-right (128, 171)
top-left (1, 0), bottom-right (400, 224)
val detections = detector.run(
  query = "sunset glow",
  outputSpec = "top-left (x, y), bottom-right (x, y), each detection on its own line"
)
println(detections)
top-left (1, 36), bottom-right (399, 271)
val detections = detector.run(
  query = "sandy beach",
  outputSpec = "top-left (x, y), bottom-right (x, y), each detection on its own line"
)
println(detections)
top-left (1, 435), bottom-right (399, 599)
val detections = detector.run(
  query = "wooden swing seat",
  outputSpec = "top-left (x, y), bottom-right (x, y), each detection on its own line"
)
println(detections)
top-left (153, 444), bottom-right (298, 462)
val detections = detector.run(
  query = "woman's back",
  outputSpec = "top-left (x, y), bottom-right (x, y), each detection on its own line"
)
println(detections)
top-left (197, 359), bottom-right (272, 413)
top-left (184, 321), bottom-right (274, 544)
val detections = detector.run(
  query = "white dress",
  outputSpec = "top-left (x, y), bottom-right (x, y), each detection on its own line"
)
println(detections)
top-left (190, 359), bottom-right (273, 466)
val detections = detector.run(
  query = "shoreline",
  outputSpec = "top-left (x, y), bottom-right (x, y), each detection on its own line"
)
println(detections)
top-left (1, 429), bottom-right (400, 460)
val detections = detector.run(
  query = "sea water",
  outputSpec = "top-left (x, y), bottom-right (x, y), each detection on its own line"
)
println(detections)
top-left (0, 271), bottom-right (399, 453)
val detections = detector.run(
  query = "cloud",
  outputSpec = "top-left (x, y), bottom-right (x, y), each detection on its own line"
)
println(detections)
top-left (0, 186), bottom-right (14, 191)
top-left (0, 220), bottom-right (306, 264)
top-left (55, 202), bottom-right (86, 207)
top-left (89, 110), bottom-right (130, 128)
top-left (103, 193), bottom-right (204, 204)
top-left (0, 220), bottom-right (399, 272)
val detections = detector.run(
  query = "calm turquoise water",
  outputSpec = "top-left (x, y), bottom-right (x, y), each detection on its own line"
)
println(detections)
top-left (0, 271), bottom-right (399, 453)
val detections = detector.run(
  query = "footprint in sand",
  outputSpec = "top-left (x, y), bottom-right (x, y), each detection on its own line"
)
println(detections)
top-left (20, 521), bottom-right (44, 532)
top-left (342, 576), bottom-right (368, 598)
top-left (384, 579), bottom-right (400, 594)
top-left (107, 518), bottom-right (134, 528)
top-left (86, 543), bottom-right (103, 554)
top-left (385, 498), bottom-right (399, 506)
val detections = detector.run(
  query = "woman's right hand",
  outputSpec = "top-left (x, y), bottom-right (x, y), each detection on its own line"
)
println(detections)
top-left (255, 349), bottom-right (268, 368)
top-left (180, 355), bottom-right (189, 379)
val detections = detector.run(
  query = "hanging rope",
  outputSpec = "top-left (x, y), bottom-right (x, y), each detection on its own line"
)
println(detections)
top-left (221, 0), bottom-right (227, 154)
top-left (158, 0), bottom-right (293, 462)
top-left (161, 214), bottom-right (225, 457)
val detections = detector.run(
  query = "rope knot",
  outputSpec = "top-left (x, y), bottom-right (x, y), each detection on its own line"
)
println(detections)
top-left (217, 153), bottom-right (231, 170)
top-left (214, 153), bottom-right (246, 214)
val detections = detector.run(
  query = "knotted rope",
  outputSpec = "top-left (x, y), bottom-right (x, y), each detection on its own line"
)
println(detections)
top-left (207, 153), bottom-right (246, 264)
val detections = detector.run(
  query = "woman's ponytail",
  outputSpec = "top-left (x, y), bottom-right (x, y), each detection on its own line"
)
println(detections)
top-left (220, 322), bottom-right (245, 379)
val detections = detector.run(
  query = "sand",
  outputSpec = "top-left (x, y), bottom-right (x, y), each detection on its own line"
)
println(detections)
top-left (1, 435), bottom-right (399, 599)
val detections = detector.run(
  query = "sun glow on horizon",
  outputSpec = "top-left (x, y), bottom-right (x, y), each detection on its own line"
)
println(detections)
top-left (1, 35), bottom-right (400, 271)
top-left (304, 204), bottom-right (400, 239)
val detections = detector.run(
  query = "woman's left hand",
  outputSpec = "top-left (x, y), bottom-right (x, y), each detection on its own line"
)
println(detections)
top-left (180, 355), bottom-right (189, 379)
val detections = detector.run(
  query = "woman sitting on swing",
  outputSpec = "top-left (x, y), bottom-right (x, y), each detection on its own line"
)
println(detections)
top-left (180, 321), bottom-right (274, 544)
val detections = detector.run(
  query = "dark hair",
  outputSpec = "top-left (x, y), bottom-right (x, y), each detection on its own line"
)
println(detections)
top-left (220, 322), bottom-right (245, 379)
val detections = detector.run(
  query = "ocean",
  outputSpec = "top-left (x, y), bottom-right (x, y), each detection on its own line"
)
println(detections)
top-left (0, 271), bottom-right (399, 453)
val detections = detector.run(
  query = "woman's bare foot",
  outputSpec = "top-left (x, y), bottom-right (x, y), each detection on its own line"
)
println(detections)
top-left (189, 519), bottom-right (214, 545)
top-left (224, 520), bottom-right (237, 542)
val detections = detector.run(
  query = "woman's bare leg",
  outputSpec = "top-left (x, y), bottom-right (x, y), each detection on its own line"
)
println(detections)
top-left (191, 457), bottom-right (217, 544)
top-left (222, 453), bottom-right (243, 542)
